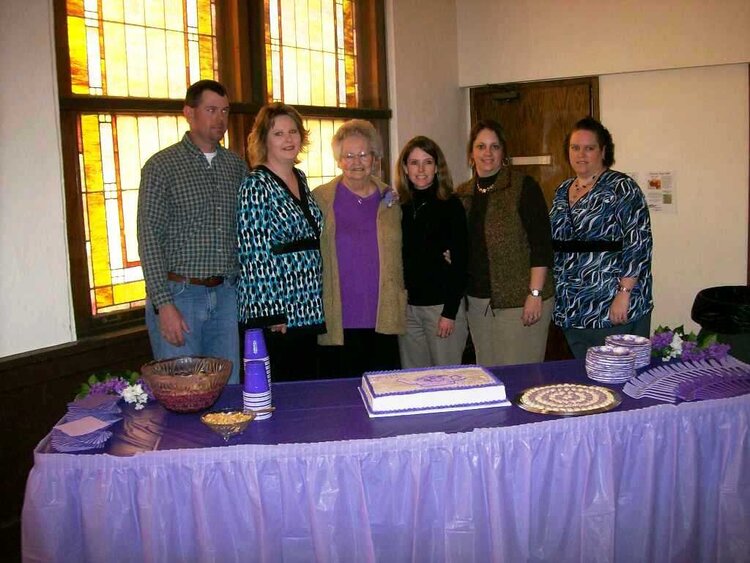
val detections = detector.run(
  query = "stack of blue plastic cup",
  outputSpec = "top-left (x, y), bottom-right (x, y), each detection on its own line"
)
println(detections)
top-left (243, 360), bottom-right (272, 419)
top-left (243, 328), bottom-right (271, 387)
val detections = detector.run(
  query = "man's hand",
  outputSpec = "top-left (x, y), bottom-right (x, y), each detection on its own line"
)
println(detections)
top-left (158, 303), bottom-right (190, 346)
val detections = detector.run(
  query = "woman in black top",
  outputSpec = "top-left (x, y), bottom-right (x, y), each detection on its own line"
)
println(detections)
top-left (397, 136), bottom-right (468, 367)
top-left (456, 120), bottom-right (554, 366)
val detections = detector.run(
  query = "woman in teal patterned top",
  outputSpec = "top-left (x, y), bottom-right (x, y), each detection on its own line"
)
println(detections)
top-left (550, 117), bottom-right (653, 358)
top-left (237, 103), bottom-right (324, 380)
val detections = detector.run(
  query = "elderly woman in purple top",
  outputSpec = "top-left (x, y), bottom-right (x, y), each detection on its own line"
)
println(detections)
top-left (313, 120), bottom-right (406, 378)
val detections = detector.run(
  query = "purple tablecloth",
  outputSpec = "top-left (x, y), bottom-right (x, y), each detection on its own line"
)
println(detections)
top-left (22, 360), bottom-right (750, 562)
top-left (36, 360), bottom-right (663, 454)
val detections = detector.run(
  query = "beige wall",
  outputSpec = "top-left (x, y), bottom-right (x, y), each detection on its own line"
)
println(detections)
top-left (601, 65), bottom-right (749, 331)
top-left (456, 0), bottom-right (750, 86)
top-left (387, 0), bottom-right (464, 181)
top-left (0, 0), bottom-right (74, 357)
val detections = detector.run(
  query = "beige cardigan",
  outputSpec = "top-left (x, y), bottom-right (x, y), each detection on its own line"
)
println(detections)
top-left (312, 176), bottom-right (406, 346)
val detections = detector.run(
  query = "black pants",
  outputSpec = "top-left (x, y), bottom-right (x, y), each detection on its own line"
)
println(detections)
top-left (318, 329), bottom-right (401, 378)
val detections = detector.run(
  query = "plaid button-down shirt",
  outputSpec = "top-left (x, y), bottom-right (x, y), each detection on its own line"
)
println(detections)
top-left (137, 133), bottom-right (249, 308)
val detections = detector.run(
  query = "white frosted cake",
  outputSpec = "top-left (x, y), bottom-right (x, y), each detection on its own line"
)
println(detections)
top-left (359, 365), bottom-right (509, 417)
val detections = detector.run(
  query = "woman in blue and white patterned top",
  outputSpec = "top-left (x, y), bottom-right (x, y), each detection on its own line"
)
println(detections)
top-left (237, 103), bottom-right (324, 380)
top-left (550, 117), bottom-right (653, 358)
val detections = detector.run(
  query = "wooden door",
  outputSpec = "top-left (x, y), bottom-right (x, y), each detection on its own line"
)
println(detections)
top-left (470, 77), bottom-right (599, 360)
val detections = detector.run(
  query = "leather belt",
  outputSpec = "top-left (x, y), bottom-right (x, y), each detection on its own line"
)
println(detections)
top-left (167, 272), bottom-right (224, 287)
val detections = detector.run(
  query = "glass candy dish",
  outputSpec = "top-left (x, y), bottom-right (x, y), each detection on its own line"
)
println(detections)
top-left (200, 408), bottom-right (256, 442)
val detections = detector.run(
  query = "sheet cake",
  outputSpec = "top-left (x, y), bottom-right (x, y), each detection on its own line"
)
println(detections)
top-left (359, 365), bottom-right (509, 417)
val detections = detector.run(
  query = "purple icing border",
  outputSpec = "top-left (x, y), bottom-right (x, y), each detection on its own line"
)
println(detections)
top-left (363, 365), bottom-right (503, 399)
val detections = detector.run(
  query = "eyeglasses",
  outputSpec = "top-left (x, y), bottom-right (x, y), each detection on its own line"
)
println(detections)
top-left (342, 151), bottom-right (374, 163)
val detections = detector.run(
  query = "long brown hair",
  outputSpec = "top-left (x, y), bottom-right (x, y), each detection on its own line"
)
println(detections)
top-left (396, 136), bottom-right (453, 204)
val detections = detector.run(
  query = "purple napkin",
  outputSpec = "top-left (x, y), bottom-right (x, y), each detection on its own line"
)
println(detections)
top-left (51, 395), bottom-right (123, 452)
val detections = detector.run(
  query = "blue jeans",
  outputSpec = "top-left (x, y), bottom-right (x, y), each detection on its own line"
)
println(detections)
top-left (145, 278), bottom-right (240, 383)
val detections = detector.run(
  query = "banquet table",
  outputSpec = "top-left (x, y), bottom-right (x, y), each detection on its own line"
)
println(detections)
top-left (22, 360), bottom-right (750, 562)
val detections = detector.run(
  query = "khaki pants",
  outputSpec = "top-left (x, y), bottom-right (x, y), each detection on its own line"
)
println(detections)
top-left (398, 304), bottom-right (469, 368)
top-left (466, 296), bottom-right (553, 367)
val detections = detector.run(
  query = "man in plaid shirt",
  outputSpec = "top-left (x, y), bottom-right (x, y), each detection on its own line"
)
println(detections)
top-left (137, 80), bottom-right (249, 383)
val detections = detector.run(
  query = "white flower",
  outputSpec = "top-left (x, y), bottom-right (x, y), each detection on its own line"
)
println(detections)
top-left (670, 333), bottom-right (684, 354)
top-left (120, 383), bottom-right (148, 408)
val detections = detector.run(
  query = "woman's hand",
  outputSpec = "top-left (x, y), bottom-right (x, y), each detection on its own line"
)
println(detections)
top-left (609, 293), bottom-right (630, 325)
top-left (270, 323), bottom-right (287, 334)
top-left (521, 295), bottom-right (543, 326)
top-left (382, 187), bottom-right (399, 207)
top-left (436, 317), bottom-right (455, 338)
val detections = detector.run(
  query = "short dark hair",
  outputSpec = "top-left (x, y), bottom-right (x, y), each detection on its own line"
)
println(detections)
top-left (185, 80), bottom-right (228, 108)
top-left (396, 136), bottom-right (453, 204)
top-left (564, 116), bottom-right (615, 167)
top-left (466, 119), bottom-right (507, 167)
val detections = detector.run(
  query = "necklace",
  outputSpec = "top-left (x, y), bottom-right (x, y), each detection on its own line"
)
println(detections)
top-left (476, 179), bottom-right (497, 194)
top-left (573, 173), bottom-right (600, 193)
top-left (475, 168), bottom-right (503, 194)
top-left (412, 199), bottom-right (429, 218)
top-left (350, 187), bottom-right (374, 204)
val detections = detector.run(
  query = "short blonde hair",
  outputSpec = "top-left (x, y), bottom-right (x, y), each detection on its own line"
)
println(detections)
top-left (247, 102), bottom-right (309, 167)
top-left (331, 119), bottom-right (383, 160)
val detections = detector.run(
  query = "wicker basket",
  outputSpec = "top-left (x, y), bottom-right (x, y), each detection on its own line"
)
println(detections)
top-left (140, 356), bottom-right (232, 413)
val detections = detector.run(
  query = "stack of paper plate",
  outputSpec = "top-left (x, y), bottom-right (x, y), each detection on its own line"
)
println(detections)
top-left (585, 345), bottom-right (636, 384)
top-left (605, 334), bottom-right (652, 368)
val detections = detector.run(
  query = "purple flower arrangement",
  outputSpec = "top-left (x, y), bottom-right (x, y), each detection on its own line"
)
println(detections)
top-left (76, 370), bottom-right (155, 410)
top-left (650, 325), bottom-right (731, 363)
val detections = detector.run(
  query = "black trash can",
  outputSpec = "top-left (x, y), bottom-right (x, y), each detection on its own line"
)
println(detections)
top-left (691, 285), bottom-right (750, 362)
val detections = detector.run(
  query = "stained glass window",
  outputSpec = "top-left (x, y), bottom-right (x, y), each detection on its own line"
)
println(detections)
top-left (265, 0), bottom-right (357, 107)
top-left (64, 0), bottom-right (216, 319)
top-left (77, 113), bottom-right (189, 315)
top-left (66, 0), bottom-right (217, 97)
top-left (58, 0), bottom-right (387, 333)
top-left (298, 118), bottom-right (347, 188)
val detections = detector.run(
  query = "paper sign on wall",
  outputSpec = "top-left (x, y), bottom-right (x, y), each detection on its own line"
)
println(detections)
top-left (644, 171), bottom-right (675, 213)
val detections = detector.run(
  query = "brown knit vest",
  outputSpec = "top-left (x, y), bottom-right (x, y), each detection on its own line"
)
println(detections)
top-left (457, 168), bottom-right (554, 308)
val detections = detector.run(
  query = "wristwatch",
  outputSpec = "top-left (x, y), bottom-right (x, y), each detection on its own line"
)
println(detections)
top-left (529, 288), bottom-right (542, 297)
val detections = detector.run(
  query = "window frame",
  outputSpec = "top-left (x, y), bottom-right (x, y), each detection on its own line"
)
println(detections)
top-left (54, 0), bottom-right (391, 337)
